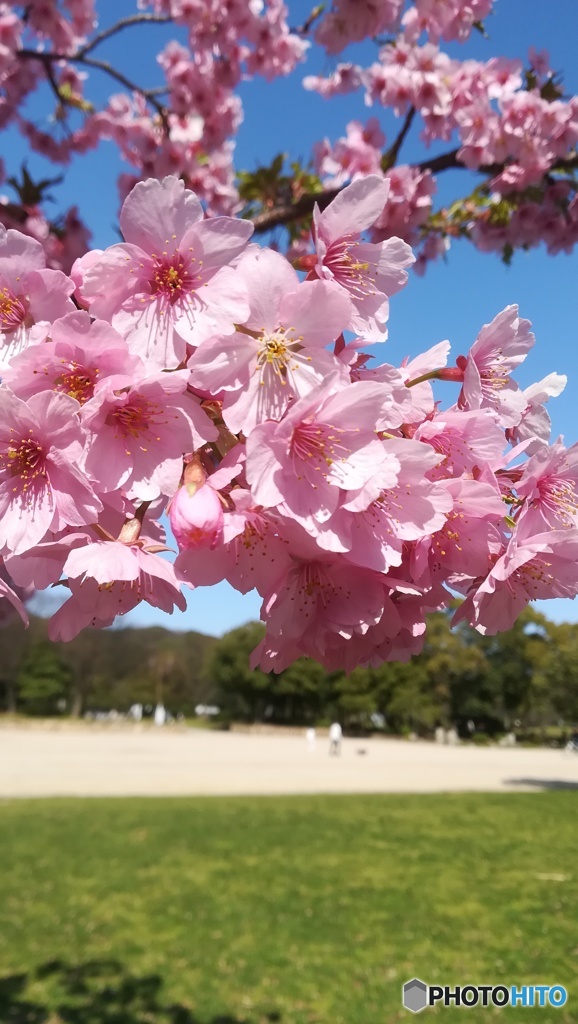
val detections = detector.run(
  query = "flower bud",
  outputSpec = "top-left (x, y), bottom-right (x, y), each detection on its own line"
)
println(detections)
top-left (169, 483), bottom-right (224, 550)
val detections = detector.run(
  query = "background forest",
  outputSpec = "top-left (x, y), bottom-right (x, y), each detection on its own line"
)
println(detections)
top-left (2, 607), bottom-right (578, 741)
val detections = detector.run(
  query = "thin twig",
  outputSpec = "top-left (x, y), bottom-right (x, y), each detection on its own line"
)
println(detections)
top-left (76, 13), bottom-right (173, 57)
top-left (79, 54), bottom-right (169, 130)
top-left (382, 107), bottom-right (415, 170)
top-left (41, 56), bottom-right (65, 106)
top-left (292, 4), bottom-right (325, 36)
top-left (17, 48), bottom-right (170, 133)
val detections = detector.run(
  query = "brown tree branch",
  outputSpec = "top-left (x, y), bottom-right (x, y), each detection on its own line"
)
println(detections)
top-left (416, 148), bottom-right (460, 174)
top-left (382, 107), bottom-right (416, 170)
top-left (251, 149), bottom-right (578, 233)
top-left (251, 187), bottom-right (342, 232)
top-left (17, 48), bottom-right (170, 133)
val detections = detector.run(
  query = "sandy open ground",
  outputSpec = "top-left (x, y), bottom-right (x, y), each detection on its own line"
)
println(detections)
top-left (0, 725), bottom-right (577, 797)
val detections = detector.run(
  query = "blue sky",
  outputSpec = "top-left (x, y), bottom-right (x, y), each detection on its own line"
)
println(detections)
top-left (14, 2), bottom-right (578, 635)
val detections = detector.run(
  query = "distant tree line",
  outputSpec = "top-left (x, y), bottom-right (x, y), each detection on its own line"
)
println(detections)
top-left (0, 615), bottom-right (216, 718)
top-left (209, 610), bottom-right (578, 738)
top-left (1, 607), bottom-right (578, 737)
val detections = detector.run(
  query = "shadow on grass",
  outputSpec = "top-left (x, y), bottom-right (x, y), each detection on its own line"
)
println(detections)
top-left (504, 777), bottom-right (578, 790)
top-left (0, 959), bottom-right (282, 1024)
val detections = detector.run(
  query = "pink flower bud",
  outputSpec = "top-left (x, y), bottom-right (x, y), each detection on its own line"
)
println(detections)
top-left (169, 484), bottom-right (224, 550)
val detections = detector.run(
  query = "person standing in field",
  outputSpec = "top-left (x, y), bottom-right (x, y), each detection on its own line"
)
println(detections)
top-left (306, 727), bottom-right (317, 751)
top-left (329, 722), bottom-right (342, 756)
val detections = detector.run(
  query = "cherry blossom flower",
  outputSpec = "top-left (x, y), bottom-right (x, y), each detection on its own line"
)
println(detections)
top-left (3, 310), bottom-right (142, 404)
top-left (412, 476), bottom-right (505, 581)
top-left (245, 377), bottom-right (399, 528)
top-left (0, 228), bottom-right (74, 370)
top-left (457, 305), bottom-right (534, 427)
top-left (49, 539), bottom-right (188, 641)
top-left (74, 176), bottom-right (253, 370)
top-left (454, 530), bottom-right (578, 635)
top-left (188, 247), bottom-right (351, 433)
top-left (507, 373), bottom-right (567, 448)
top-left (515, 441), bottom-right (578, 534)
top-left (176, 488), bottom-right (292, 597)
top-left (0, 388), bottom-right (101, 555)
top-left (414, 407), bottom-right (505, 479)
top-left (80, 369), bottom-right (217, 501)
top-left (257, 554), bottom-right (388, 671)
top-left (398, 340), bottom-right (450, 424)
top-left (310, 175), bottom-right (415, 341)
top-left (5, 530), bottom-right (91, 589)
top-left (320, 437), bottom-right (453, 569)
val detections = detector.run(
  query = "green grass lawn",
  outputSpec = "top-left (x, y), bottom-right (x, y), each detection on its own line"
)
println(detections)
top-left (0, 793), bottom-right (576, 1024)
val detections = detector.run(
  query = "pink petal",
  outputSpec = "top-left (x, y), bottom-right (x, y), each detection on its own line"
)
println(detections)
top-left (120, 176), bottom-right (202, 252)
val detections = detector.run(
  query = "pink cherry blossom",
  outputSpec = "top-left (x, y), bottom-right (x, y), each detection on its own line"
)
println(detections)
top-left (515, 441), bottom-right (578, 534)
top-left (315, 0), bottom-right (404, 55)
top-left (457, 305), bottom-right (534, 427)
top-left (412, 476), bottom-right (505, 581)
top-left (169, 481), bottom-right (224, 550)
top-left (49, 539), bottom-right (187, 641)
top-left (0, 227), bottom-right (74, 369)
top-left (0, 388), bottom-right (101, 555)
top-left (0, 5), bottom-right (576, 678)
top-left (257, 555), bottom-right (389, 671)
top-left (356, 594), bottom-right (428, 670)
top-left (454, 530), bottom-right (578, 636)
top-left (399, 340), bottom-right (450, 424)
top-left (245, 377), bottom-right (399, 528)
top-left (80, 370), bottom-right (217, 500)
top-left (176, 488), bottom-right (292, 597)
top-left (321, 437), bottom-right (453, 570)
top-left (188, 247), bottom-right (351, 433)
top-left (75, 176), bottom-right (253, 370)
top-left (414, 407), bottom-right (505, 478)
top-left (5, 530), bottom-right (91, 589)
top-left (339, 347), bottom-right (415, 427)
top-left (507, 373), bottom-right (567, 448)
top-left (3, 310), bottom-right (142, 403)
top-left (310, 175), bottom-right (415, 341)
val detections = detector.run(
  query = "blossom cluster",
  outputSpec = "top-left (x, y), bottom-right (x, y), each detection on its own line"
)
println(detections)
top-left (314, 0), bottom-right (495, 53)
top-left (1, 173), bottom-right (576, 671)
top-left (1, 2), bottom-right (577, 275)
top-left (1, 0), bottom-right (308, 262)
top-left (308, 38), bottom-right (578, 264)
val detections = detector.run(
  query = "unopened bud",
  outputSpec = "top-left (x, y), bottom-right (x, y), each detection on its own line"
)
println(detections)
top-left (169, 483), bottom-right (224, 550)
